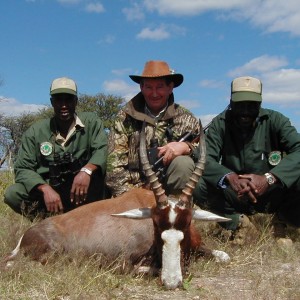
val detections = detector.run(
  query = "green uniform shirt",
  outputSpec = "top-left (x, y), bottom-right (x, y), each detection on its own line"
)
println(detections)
top-left (203, 108), bottom-right (300, 189)
top-left (14, 112), bottom-right (107, 193)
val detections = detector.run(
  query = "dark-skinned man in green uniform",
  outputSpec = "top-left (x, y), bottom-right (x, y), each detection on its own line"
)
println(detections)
top-left (193, 76), bottom-right (300, 242)
top-left (4, 77), bottom-right (107, 220)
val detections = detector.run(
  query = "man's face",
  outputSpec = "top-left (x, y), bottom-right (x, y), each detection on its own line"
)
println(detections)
top-left (231, 101), bottom-right (261, 128)
top-left (51, 93), bottom-right (77, 121)
top-left (140, 78), bottom-right (174, 115)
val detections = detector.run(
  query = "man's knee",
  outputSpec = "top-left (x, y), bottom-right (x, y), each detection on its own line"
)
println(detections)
top-left (4, 183), bottom-right (27, 214)
top-left (166, 156), bottom-right (194, 192)
top-left (168, 156), bottom-right (194, 176)
top-left (162, 156), bottom-right (194, 194)
top-left (193, 177), bottom-right (208, 206)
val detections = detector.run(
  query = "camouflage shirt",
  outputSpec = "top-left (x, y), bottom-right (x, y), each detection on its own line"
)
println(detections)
top-left (106, 92), bottom-right (201, 196)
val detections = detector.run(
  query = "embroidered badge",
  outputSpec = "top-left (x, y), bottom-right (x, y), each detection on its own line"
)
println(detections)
top-left (40, 142), bottom-right (53, 156)
top-left (268, 151), bottom-right (281, 166)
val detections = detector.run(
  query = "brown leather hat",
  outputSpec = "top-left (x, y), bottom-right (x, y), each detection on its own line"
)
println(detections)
top-left (129, 60), bottom-right (183, 87)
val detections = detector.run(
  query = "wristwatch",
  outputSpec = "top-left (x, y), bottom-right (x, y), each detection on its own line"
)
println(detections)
top-left (80, 167), bottom-right (93, 176)
top-left (264, 173), bottom-right (275, 185)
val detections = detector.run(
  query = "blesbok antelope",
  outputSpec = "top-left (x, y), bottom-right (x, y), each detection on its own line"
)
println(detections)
top-left (113, 122), bottom-right (230, 289)
top-left (2, 123), bottom-right (230, 290)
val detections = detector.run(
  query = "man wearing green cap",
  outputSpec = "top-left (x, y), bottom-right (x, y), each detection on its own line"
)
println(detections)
top-left (4, 77), bottom-right (108, 220)
top-left (193, 76), bottom-right (300, 241)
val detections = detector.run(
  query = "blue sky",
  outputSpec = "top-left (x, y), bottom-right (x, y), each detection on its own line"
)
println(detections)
top-left (1, 0), bottom-right (300, 130)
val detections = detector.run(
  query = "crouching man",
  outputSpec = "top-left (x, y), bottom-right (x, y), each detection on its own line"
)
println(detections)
top-left (193, 76), bottom-right (300, 242)
top-left (4, 77), bottom-right (108, 220)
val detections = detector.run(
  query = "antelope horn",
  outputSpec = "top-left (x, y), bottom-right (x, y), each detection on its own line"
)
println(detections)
top-left (179, 124), bottom-right (206, 208)
top-left (139, 121), bottom-right (168, 207)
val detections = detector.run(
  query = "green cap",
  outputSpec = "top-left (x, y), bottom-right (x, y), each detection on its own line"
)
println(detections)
top-left (231, 76), bottom-right (262, 102)
top-left (50, 77), bottom-right (77, 96)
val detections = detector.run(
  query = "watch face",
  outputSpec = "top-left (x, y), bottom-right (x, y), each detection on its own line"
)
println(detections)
top-left (266, 174), bottom-right (275, 185)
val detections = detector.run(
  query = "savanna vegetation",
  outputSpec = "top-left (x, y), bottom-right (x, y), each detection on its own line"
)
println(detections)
top-left (1, 92), bottom-right (300, 299)
top-left (0, 170), bottom-right (300, 300)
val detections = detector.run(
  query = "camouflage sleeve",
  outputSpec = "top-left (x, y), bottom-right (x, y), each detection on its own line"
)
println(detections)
top-left (176, 107), bottom-right (201, 146)
top-left (106, 112), bottom-right (143, 196)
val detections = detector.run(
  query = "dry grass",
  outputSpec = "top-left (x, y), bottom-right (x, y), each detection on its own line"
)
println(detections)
top-left (0, 171), bottom-right (300, 299)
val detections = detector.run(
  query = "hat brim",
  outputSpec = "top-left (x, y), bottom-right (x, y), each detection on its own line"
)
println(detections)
top-left (129, 74), bottom-right (184, 88)
top-left (50, 88), bottom-right (77, 96)
top-left (231, 91), bottom-right (262, 102)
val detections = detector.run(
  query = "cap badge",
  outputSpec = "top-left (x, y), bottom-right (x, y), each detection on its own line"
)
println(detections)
top-left (268, 151), bottom-right (281, 166)
top-left (40, 142), bottom-right (53, 156)
top-left (245, 78), bottom-right (251, 86)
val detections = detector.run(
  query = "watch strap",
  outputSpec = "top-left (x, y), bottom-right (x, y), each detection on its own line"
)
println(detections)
top-left (80, 167), bottom-right (93, 176)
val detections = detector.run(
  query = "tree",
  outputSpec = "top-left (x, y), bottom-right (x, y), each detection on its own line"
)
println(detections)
top-left (0, 112), bottom-right (39, 161)
top-left (77, 93), bottom-right (125, 130)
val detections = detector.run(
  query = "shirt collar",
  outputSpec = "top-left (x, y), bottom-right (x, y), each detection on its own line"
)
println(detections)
top-left (56, 113), bottom-right (84, 147)
top-left (144, 104), bottom-right (168, 121)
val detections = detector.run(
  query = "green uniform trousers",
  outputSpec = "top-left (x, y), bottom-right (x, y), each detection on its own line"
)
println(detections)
top-left (4, 171), bottom-right (107, 220)
top-left (193, 177), bottom-right (300, 230)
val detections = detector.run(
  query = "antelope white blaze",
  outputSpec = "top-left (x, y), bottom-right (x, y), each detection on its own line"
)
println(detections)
top-left (168, 200), bottom-right (177, 224)
top-left (161, 229), bottom-right (184, 289)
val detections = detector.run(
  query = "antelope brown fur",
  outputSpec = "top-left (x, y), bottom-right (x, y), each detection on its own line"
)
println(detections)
top-left (3, 188), bottom-right (155, 266)
top-left (3, 123), bottom-right (230, 290)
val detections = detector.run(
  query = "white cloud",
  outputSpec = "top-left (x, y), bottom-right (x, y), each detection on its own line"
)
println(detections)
top-left (199, 114), bottom-right (217, 128)
top-left (142, 0), bottom-right (300, 36)
top-left (227, 56), bottom-right (300, 105)
top-left (199, 79), bottom-right (224, 89)
top-left (103, 79), bottom-right (139, 101)
top-left (262, 69), bottom-right (300, 105)
top-left (136, 24), bottom-right (185, 40)
top-left (123, 3), bottom-right (145, 21)
top-left (85, 2), bottom-right (105, 13)
top-left (57, 0), bottom-right (106, 13)
top-left (137, 26), bottom-right (170, 40)
top-left (177, 99), bottom-right (201, 110)
top-left (0, 97), bottom-right (47, 116)
top-left (231, 1), bottom-right (300, 36)
top-left (143, 0), bottom-right (248, 16)
top-left (228, 55), bottom-right (288, 77)
top-left (97, 34), bottom-right (115, 44)
top-left (111, 68), bottom-right (132, 76)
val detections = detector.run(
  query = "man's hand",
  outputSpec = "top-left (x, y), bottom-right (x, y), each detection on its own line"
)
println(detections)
top-left (238, 174), bottom-right (270, 197)
top-left (38, 184), bottom-right (64, 213)
top-left (70, 171), bottom-right (91, 205)
top-left (158, 142), bottom-right (190, 166)
top-left (225, 173), bottom-right (258, 203)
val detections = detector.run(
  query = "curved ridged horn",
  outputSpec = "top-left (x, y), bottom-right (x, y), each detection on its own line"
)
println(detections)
top-left (139, 121), bottom-right (168, 207)
top-left (179, 125), bottom-right (206, 208)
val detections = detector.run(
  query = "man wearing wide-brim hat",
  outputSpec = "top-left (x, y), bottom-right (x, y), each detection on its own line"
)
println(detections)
top-left (106, 60), bottom-right (201, 196)
top-left (193, 76), bottom-right (300, 243)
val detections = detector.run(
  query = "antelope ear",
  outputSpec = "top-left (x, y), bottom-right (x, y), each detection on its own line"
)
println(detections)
top-left (192, 209), bottom-right (231, 222)
top-left (111, 207), bottom-right (152, 219)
